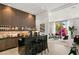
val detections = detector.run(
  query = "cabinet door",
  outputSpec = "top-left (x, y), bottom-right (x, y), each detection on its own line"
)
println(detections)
top-left (10, 38), bottom-right (18, 48)
top-left (5, 39), bottom-right (12, 49)
top-left (14, 38), bottom-right (18, 47)
top-left (0, 39), bottom-right (5, 51)
top-left (5, 38), bottom-right (18, 49)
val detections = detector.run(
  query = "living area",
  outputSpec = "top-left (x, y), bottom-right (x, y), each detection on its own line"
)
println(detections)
top-left (0, 3), bottom-right (79, 55)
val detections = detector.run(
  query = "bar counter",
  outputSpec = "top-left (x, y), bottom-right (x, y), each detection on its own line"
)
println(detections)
top-left (0, 37), bottom-right (18, 52)
top-left (0, 31), bottom-right (30, 52)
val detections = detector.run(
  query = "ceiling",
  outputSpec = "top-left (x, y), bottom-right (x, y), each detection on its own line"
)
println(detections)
top-left (3, 3), bottom-right (78, 15)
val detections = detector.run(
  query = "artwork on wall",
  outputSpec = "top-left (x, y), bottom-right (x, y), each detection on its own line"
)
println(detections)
top-left (40, 24), bottom-right (45, 32)
top-left (55, 20), bottom-right (68, 38)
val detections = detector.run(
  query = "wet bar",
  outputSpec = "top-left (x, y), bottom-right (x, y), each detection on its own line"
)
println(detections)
top-left (0, 4), bottom-right (36, 54)
top-left (0, 3), bottom-right (48, 55)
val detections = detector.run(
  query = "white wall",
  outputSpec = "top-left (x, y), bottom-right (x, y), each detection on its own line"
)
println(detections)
top-left (36, 11), bottom-right (49, 35)
top-left (48, 22), bottom-right (56, 35)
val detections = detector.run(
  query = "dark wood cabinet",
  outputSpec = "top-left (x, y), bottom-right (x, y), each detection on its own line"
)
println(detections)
top-left (0, 39), bottom-right (5, 51)
top-left (0, 37), bottom-right (18, 52)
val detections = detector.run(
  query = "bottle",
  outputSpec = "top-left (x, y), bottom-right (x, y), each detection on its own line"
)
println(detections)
top-left (21, 27), bottom-right (24, 31)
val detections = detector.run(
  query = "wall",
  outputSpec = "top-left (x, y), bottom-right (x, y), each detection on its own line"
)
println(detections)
top-left (36, 11), bottom-right (49, 35)
top-left (0, 4), bottom-right (36, 29)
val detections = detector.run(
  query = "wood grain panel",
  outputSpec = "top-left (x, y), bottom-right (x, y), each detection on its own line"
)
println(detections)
top-left (0, 4), bottom-right (36, 29)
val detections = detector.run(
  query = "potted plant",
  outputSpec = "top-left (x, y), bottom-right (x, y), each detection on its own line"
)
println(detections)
top-left (69, 26), bottom-right (75, 38)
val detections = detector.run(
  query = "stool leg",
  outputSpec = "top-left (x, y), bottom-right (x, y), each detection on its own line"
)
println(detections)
top-left (44, 49), bottom-right (47, 54)
top-left (41, 51), bottom-right (43, 55)
top-left (45, 48), bottom-right (49, 54)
